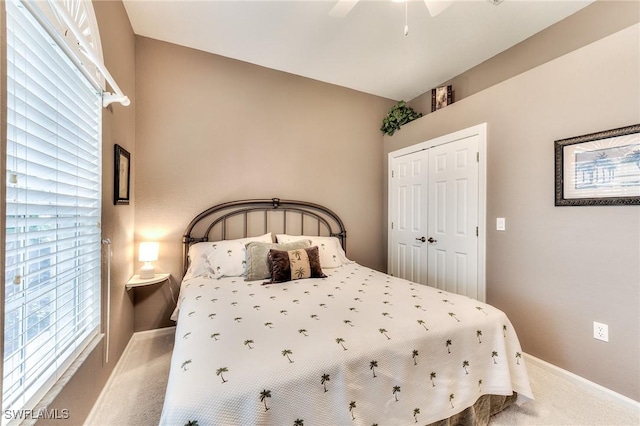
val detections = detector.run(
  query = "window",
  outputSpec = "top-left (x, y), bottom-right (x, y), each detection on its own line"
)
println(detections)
top-left (3, 0), bottom-right (102, 418)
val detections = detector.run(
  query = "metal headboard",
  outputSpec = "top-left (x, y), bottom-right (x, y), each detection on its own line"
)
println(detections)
top-left (182, 198), bottom-right (347, 274)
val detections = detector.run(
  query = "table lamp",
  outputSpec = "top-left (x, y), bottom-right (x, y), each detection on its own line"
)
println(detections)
top-left (139, 242), bottom-right (159, 279)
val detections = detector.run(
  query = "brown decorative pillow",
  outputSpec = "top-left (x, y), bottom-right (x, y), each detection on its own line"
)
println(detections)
top-left (264, 246), bottom-right (326, 284)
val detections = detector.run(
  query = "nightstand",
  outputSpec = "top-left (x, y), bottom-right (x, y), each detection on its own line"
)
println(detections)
top-left (126, 273), bottom-right (171, 290)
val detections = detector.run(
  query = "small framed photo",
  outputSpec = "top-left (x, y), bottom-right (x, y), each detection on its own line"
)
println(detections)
top-left (431, 85), bottom-right (452, 112)
top-left (114, 144), bottom-right (131, 205)
top-left (554, 124), bottom-right (640, 206)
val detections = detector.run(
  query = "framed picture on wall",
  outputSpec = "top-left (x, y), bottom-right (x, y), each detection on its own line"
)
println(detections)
top-left (554, 124), bottom-right (640, 206)
top-left (114, 144), bottom-right (131, 205)
top-left (431, 85), bottom-right (452, 112)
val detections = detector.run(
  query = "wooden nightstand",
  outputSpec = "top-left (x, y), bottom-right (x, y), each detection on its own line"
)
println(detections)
top-left (126, 273), bottom-right (171, 290)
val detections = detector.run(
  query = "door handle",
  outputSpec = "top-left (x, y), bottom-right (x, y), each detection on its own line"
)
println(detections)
top-left (427, 237), bottom-right (437, 244)
top-left (415, 237), bottom-right (426, 242)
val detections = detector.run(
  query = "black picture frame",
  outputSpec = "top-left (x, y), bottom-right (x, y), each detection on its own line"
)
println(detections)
top-left (554, 124), bottom-right (640, 206)
top-left (431, 85), bottom-right (452, 112)
top-left (114, 144), bottom-right (131, 205)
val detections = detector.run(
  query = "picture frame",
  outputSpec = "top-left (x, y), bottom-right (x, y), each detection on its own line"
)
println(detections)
top-left (431, 85), bottom-right (452, 112)
top-left (554, 124), bottom-right (640, 206)
top-left (114, 144), bottom-right (131, 205)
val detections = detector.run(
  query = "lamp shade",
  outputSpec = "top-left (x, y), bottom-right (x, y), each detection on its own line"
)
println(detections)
top-left (139, 242), bottom-right (159, 262)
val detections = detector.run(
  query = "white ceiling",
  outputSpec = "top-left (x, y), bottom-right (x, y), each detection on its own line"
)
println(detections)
top-left (122, 0), bottom-right (594, 101)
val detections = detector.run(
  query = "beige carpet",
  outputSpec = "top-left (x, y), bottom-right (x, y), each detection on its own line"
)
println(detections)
top-left (491, 362), bottom-right (639, 426)
top-left (87, 327), bottom-right (639, 426)
top-left (86, 328), bottom-right (175, 426)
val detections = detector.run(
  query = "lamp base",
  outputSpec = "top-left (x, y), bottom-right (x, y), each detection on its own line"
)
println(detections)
top-left (139, 263), bottom-right (155, 279)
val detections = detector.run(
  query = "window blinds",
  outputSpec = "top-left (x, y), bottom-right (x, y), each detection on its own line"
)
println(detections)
top-left (4, 0), bottom-right (102, 416)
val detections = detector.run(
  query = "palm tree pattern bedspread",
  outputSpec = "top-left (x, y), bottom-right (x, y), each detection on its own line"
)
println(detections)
top-left (160, 263), bottom-right (533, 426)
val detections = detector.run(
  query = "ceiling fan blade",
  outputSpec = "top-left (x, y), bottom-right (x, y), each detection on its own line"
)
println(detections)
top-left (329, 0), bottom-right (359, 18)
top-left (423, 0), bottom-right (453, 17)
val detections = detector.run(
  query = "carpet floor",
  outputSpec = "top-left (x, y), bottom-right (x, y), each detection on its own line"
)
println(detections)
top-left (86, 327), bottom-right (639, 426)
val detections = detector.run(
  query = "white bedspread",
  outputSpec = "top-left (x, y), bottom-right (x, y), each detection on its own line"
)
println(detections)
top-left (160, 264), bottom-right (532, 426)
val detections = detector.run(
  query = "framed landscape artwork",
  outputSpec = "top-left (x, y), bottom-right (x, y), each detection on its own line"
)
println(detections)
top-left (554, 124), bottom-right (640, 206)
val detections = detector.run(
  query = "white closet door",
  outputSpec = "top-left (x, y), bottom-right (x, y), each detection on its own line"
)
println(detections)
top-left (388, 149), bottom-right (429, 284)
top-left (426, 135), bottom-right (479, 299)
top-left (388, 124), bottom-right (485, 301)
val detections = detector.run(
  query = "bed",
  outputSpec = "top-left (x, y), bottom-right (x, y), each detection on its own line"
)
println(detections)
top-left (160, 198), bottom-right (532, 426)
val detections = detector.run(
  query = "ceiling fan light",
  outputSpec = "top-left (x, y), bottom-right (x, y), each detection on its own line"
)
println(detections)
top-left (488, 0), bottom-right (505, 5)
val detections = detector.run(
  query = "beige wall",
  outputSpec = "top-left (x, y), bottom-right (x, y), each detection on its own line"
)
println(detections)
top-left (133, 36), bottom-right (394, 330)
top-left (35, 2), bottom-right (137, 424)
top-left (409, 1), bottom-right (640, 116)
top-left (384, 19), bottom-right (640, 401)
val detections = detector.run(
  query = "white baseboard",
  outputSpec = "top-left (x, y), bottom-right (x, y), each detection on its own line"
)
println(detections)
top-left (525, 353), bottom-right (640, 413)
top-left (131, 325), bottom-right (176, 341)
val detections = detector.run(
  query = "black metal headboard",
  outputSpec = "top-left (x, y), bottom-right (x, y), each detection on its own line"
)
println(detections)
top-left (182, 198), bottom-right (347, 274)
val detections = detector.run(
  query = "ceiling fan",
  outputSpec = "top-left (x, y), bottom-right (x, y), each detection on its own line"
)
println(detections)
top-left (329, 0), bottom-right (504, 19)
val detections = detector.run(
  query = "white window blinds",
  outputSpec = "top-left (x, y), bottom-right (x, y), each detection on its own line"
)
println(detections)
top-left (4, 0), bottom-right (102, 417)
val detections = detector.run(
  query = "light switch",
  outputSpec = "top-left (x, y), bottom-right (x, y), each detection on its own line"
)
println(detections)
top-left (496, 217), bottom-right (506, 231)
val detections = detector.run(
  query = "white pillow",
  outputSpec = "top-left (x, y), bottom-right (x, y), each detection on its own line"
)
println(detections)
top-left (184, 233), bottom-right (272, 280)
top-left (228, 233), bottom-right (273, 245)
top-left (275, 234), bottom-right (351, 268)
top-left (183, 243), bottom-right (214, 281)
top-left (207, 240), bottom-right (248, 278)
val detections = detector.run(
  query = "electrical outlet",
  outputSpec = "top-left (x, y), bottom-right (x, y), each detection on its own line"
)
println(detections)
top-left (593, 321), bottom-right (609, 342)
